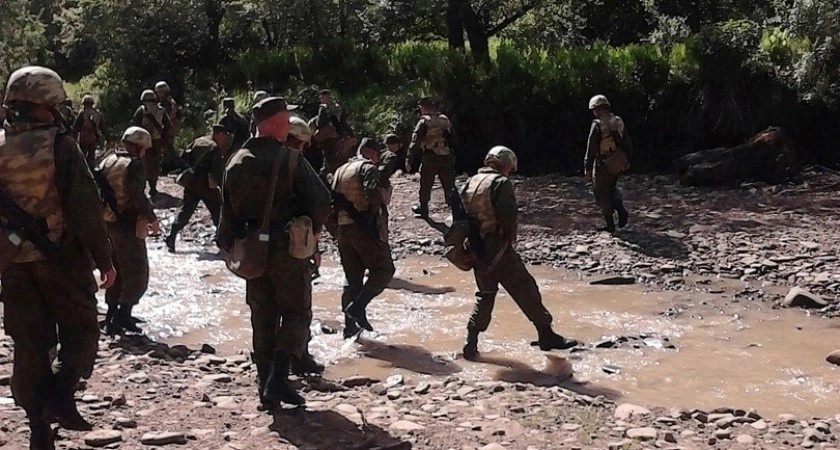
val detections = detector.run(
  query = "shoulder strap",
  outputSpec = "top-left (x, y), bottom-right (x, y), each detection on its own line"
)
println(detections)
top-left (288, 148), bottom-right (299, 193)
top-left (259, 150), bottom-right (284, 233)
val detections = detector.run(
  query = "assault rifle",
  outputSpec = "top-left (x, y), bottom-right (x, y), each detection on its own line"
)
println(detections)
top-left (0, 184), bottom-right (61, 261)
top-left (331, 191), bottom-right (379, 239)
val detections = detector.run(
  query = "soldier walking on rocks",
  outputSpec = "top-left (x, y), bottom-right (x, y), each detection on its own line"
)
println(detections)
top-left (314, 89), bottom-right (355, 178)
top-left (331, 138), bottom-right (396, 338)
top-left (0, 66), bottom-right (117, 449)
top-left (584, 95), bottom-right (632, 232)
top-left (72, 94), bottom-right (104, 165)
top-left (154, 81), bottom-right (182, 173)
top-left (407, 97), bottom-right (456, 217)
top-left (452, 146), bottom-right (579, 360)
top-left (165, 124), bottom-right (233, 253)
top-left (132, 89), bottom-right (171, 197)
top-left (218, 97), bottom-right (331, 408)
top-left (98, 127), bottom-right (161, 334)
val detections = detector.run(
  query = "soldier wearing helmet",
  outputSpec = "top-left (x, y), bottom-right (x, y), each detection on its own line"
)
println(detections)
top-left (154, 81), bottom-right (184, 175)
top-left (452, 146), bottom-right (579, 360)
top-left (584, 94), bottom-right (632, 232)
top-left (0, 66), bottom-right (116, 449)
top-left (165, 123), bottom-right (234, 253)
top-left (249, 90), bottom-right (270, 137)
top-left (313, 89), bottom-right (355, 178)
top-left (72, 94), bottom-right (105, 165)
top-left (331, 137), bottom-right (395, 339)
top-left (97, 126), bottom-right (161, 334)
top-left (132, 89), bottom-right (172, 197)
top-left (219, 97), bottom-right (250, 151)
top-left (407, 96), bottom-right (456, 218)
top-left (57, 98), bottom-right (77, 131)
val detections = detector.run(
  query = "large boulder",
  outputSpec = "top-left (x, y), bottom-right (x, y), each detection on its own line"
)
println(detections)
top-left (782, 287), bottom-right (828, 309)
top-left (675, 127), bottom-right (799, 186)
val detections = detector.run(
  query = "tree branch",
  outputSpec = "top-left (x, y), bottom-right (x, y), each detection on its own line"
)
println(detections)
top-left (486, 0), bottom-right (542, 37)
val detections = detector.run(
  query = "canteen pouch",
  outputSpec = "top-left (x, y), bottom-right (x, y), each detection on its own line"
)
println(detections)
top-left (287, 215), bottom-right (316, 260)
top-left (227, 230), bottom-right (270, 279)
top-left (604, 149), bottom-right (629, 176)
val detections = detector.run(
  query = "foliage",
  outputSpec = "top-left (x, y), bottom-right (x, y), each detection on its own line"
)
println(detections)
top-left (0, 0), bottom-right (47, 81)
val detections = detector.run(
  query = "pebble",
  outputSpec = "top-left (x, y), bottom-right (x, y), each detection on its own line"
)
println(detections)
top-left (714, 429), bottom-right (732, 440)
top-left (480, 444), bottom-right (507, 450)
top-left (342, 376), bottom-right (379, 388)
top-left (203, 374), bottom-right (232, 383)
top-left (126, 371), bottom-right (149, 384)
top-left (827, 350), bottom-right (840, 366)
top-left (751, 420), bottom-right (768, 430)
top-left (626, 427), bottom-right (657, 441)
top-left (115, 418), bottom-right (137, 429)
top-left (614, 403), bottom-right (651, 420)
top-left (140, 431), bottom-right (188, 446)
top-left (389, 420), bottom-right (425, 432)
top-left (83, 430), bottom-right (123, 447)
top-left (414, 382), bottom-right (431, 395)
top-left (385, 374), bottom-right (404, 389)
top-left (736, 434), bottom-right (755, 444)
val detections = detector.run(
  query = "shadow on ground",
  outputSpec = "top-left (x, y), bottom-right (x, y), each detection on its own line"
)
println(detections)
top-left (616, 229), bottom-right (690, 259)
top-left (357, 338), bottom-right (461, 376)
top-left (387, 277), bottom-right (456, 295)
top-left (270, 409), bottom-right (412, 450)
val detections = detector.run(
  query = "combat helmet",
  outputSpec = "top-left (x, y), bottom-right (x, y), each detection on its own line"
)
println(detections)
top-left (122, 126), bottom-right (152, 149)
top-left (588, 95), bottom-right (611, 110)
top-left (154, 81), bottom-right (170, 92)
top-left (288, 116), bottom-right (313, 144)
top-left (253, 90), bottom-right (269, 103)
top-left (82, 94), bottom-right (95, 106)
top-left (484, 146), bottom-right (518, 172)
top-left (3, 66), bottom-right (67, 107)
top-left (141, 90), bottom-right (157, 102)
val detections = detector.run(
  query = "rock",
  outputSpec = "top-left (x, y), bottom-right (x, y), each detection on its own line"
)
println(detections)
top-left (389, 420), bottom-right (425, 433)
top-left (341, 376), bottom-right (379, 388)
top-left (608, 440), bottom-right (634, 449)
top-left (590, 276), bottom-right (635, 286)
top-left (750, 420), bottom-right (768, 431)
top-left (81, 394), bottom-right (100, 404)
top-left (480, 444), bottom-right (507, 450)
top-left (414, 382), bottom-right (431, 395)
top-left (203, 374), bottom-right (232, 383)
top-left (115, 418), bottom-right (137, 429)
top-left (456, 386), bottom-right (476, 397)
top-left (84, 430), bottom-right (123, 447)
top-left (574, 245), bottom-right (589, 255)
top-left (782, 287), bottom-right (827, 309)
top-left (562, 424), bottom-right (581, 432)
top-left (0, 372), bottom-right (10, 386)
top-left (140, 431), bottom-right (188, 446)
top-left (826, 350), bottom-right (840, 366)
top-left (384, 374), bottom-right (404, 389)
top-left (714, 429), bottom-right (732, 440)
top-left (614, 404), bottom-right (651, 421)
top-left (110, 394), bottom-right (127, 407)
top-left (386, 389), bottom-right (402, 400)
top-left (736, 434), bottom-right (755, 444)
top-left (200, 344), bottom-right (216, 354)
top-left (126, 371), bottom-right (149, 384)
top-left (662, 431), bottom-right (677, 443)
top-left (778, 413), bottom-right (797, 424)
top-left (626, 427), bottom-right (657, 441)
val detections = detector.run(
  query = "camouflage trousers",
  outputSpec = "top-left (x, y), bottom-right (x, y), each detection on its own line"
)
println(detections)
top-left (468, 236), bottom-right (553, 334)
top-left (246, 244), bottom-right (312, 381)
top-left (337, 223), bottom-right (395, 324)
top-left (0, 258), bottom-right (99, 413)
top-left (143, 139), bottom-right (165, 195)
top-left (105, 221), bottom-right (149, 307)
top-left (419, 152), bottom-right (456, 208)
top-left (171, 187), bottom-right (221, 234)
top-left (592, 163), bottom-right (625, 217)
top-left (78, 135), bottom-right (98, 166)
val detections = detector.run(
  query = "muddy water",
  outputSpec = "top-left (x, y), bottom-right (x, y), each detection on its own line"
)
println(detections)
top-left (129, 242), bottom-right (839, 418)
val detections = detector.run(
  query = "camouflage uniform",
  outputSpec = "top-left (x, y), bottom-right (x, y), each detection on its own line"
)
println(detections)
top-left (72, 104), bottom-right (104, 164)
top-left (218, 136), bottom-right (331, 404)
top-left (408, 112), bottom-right (456, 214)
top-left (460, 164), bottom-right (576, 358)
top-left (0, 67), bottom-right (114, 447)
top-left (314, 102), bottom-right (354, 177)
top-left (584, 112), bottom-right (632, 231)
top-left (158, 93), bottom-right (182, 172)
top-left (219, 107), bottom-right (250, 151)
top-left (167, 135), bottom-right (226, 249)
top-left (331, 157), bottom-right (395, 336)
top-left (57, 101), bottom-right (76, 131)
top-left (98, 151), bottom-right (156, 313)
top-left (131, 97), bottom-right (172, 196)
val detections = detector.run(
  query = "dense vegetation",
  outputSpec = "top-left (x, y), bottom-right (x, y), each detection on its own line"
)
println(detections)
top-left (3, 0), bottom-right (839, 173)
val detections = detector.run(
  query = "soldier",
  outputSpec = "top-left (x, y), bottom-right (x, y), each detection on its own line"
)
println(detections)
top-left (378, 139), bottom-right (399, 212)
top-left (72, 94), bottom-right (104, 165)
top-left (165, 124), bottom-right (233, 253)
top-left (219, 97), bottom-right (250, 151)
top-left (98, 127), bottom-right (161, 334)
top-left (384, 133), bottom-right (406, 176)
top-left (456, 146), bottom-right (578, 360)
top-left (584, 95), bottom-right (631, 232)
top-left (249, 90), bottom-right (269, 137)
top-left (0, 66), bottom-right (116, 449)
top-left (407, 97), bottom-right (456, 217)
top-left (132, 89), bottom-right (171, 197)
top-left (218, 97), bottom-right (331, 408)
top-left (314, 89), bottom-right (354, 178)
top-left (154, 81), bottom-right (182, 172)
top-left (57, 98), bottom-right (77, 131)
top-left (331, 138), bottom-right (395, 338)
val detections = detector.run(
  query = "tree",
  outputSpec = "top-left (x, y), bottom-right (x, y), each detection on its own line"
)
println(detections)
top-left (0, 0), bottom-right (47, 80)
top-left (446, 0), bottom-right (545, 63)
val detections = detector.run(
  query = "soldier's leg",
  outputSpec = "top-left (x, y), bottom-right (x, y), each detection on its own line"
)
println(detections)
top-left (104, 233), bottom-right (124, 333)
top-left (437, 154), bottom-right (457, 210)
top-left (593, 167), bottom-right (617, 231)
top-left (415, 154), bottom-right (436, 216)
top-left (203, 189), bottom-right (223, 227)
top-left (245, 277), bottom-right (279, 401)
top-left (613, 179), bottom-right (629, 228)
top-left (345, 227), bottom-right (395, 331)
top-left (463, 264), bottom-right (499, 360)
top-left (166, 191), bottom-right (201, 252)
top-left (268, 259), bottom-right (312, 402)
top-left (143, 140), bottom-right (164, 196)
top-left (337, 227), bottom-right (365, 337)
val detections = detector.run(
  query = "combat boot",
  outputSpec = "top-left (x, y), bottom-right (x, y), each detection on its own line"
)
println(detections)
top-left (101, 304), bottom-right (118, 331)
top-left (462, 330), bottom-right (480, 361)
top-left (617, 206), bottom-right (629, 229)
top-left (598, 215), bottom-right (616, 233)
top-left (291, 351), bottom-right (325, 377)
top-left (344, 296), bottom-right (373, 332)
top-left (164, 233), bottom-right (177, 253)
top-left (343, 316), bottom-right (361, 340)
top-left (44, 373), bottom-right (93, 431)
top-left (28, 413), bottom-right (56, 450)
top-left (411, 203), bottom-right (428, 218)
top-left (535, 325), bottom-right (579, 351)
top-left (262, 351), bottom-right (305, 408)
top-left (114, 305), bottom-right (142, 333)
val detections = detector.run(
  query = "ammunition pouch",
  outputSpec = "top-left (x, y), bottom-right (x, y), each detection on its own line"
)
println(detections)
top-left (286, 215), bottom-right (316, 260)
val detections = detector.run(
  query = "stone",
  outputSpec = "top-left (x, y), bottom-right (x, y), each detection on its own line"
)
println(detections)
top-left (385, 374), bottom-right (404, 389)
top-left (0, 372), bottom-right (9, 386)
top-left (81, 394), bottom-right (100, 404)
top-left (826, 350), bottom-right (840, 366)
top-left (750, 420), bottom-right (768, 431)
top-left (480, 444), bottom-right (507, 450)
top-left (736, 434), bottom-right (755, 445)
top-left (200, 344), bottom-right (216, 354)
top-left (84, 430), bottom-right (123, 447)
top-left (390, 420), bottom-right (425, 433)
top-left (562, 423), bottom-right (581, 432)
top-left (203, 374), bottom-right (232, 383)
top-left (386, 389), bottom-right (402, 400)
top-left (626, 427), bottom-right (657, 441)
top-left (614, 404), bottom-right (651, 420)
top-left (456, 386), bottom-right (476, 397)
top-left (115, 418), bottom-right (137, 429)
top-left (608, 440), bottom-right (633, 449)
top-left (342, 376), bottom-right (379, 388)
top-left (590, 276), bottom-right (635, 286)
top-left (778, 413), bottom-right (797, 424)
top-left (663, 431), bottom-right (677, 443)
top-left (126, 371), bottom-right (149, 384)
top-left (414, 382), bottom-right (431, 395)
top-left (140, 431), bottom-right (188, 446)
top-left (714, 429), bottom-right (732, 440)
top-left (782, 287), bottom-right (827, 309)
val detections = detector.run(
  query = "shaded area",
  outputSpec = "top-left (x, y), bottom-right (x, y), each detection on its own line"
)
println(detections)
top-left (475, 353), bottom-right (622, 401)
top-left (150, 191), bottom-right (182, 209)
top-left (357, 338), bottom-right (462, 376)
top-left (107, 333), bottom-right (197, 362)
top-left (270, 409), bottom-right (411, 450)
top-left (616, 229), bottom-right (690, 259)
top-left (387, 277), bottom-right (456, 295)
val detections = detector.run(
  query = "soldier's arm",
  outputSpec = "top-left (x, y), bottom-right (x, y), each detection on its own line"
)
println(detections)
top-left (378, 151), bottom-right (398, 183)
top-left (407, 119), bottom-right (427, 162)
top-left (127, 160), bottom-right (157, 223)
top-left (162, 111), bottom-right (172, 136)
top-left (622, 129), bottom-right (634, 157)
top-left (492, 178), bottom-right (518, 243)
top-left (131, 107), bottom-right (143, 126)
top-left (292, 154), bottom-right (332, 233)
top-left (316, 106), bottom-right (330, 128)
top-left (217, 163), bottom-right (240, 252)
top-left (584, 121), bottom-right (600, 174)
top-left (359, 163), bottom-right (383, 210)
top-left (54, 135), bottom-right (114, 272)
top-left (72, 114), bottom-right (83, 135)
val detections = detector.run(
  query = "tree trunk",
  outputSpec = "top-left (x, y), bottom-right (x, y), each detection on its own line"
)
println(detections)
top-left (460, 1), bottom-right (490, 65)
top-left (446, 0), bottom-right (465, 49)
top-left (204, 0), bottom-right (225, 64)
